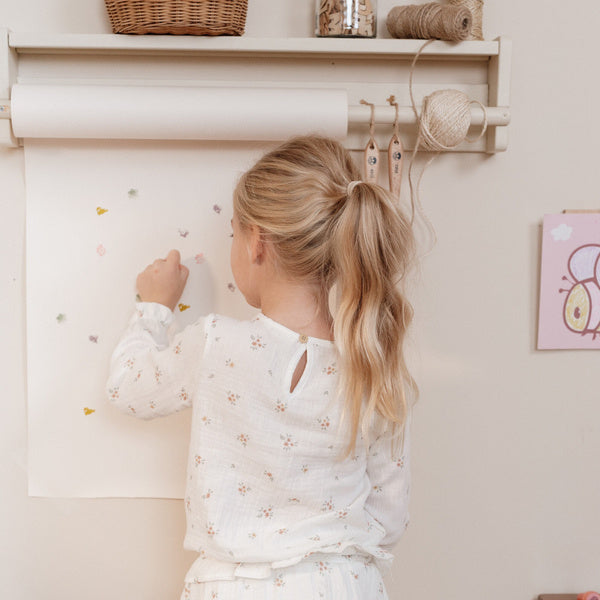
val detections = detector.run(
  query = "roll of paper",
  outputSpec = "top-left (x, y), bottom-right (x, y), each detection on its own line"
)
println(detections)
top-left (11, 84), bottom-right (348, 141)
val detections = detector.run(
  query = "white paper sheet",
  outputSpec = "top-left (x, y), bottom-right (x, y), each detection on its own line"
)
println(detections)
top-left (12, 84), bottom-right (348, 141)
top-left (22, 81), bottom-right (348, 498)
top-left (25, 140), bottom-right (275, 498)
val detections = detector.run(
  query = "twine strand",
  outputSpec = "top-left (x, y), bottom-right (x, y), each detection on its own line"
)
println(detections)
top-left (406, 39), bottom-right (489, 251)
top-left (360, 98), bottom-right (376, 139)
top-left (387, 94), bottom-right (400, 137)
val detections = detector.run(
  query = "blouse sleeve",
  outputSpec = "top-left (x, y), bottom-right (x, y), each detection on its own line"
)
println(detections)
top-left (106, 302), bottom-right (206, 420)
top-left (364, 413), bottom-right (411, 551)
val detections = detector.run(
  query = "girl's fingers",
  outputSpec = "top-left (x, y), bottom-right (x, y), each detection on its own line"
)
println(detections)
top-left (166, 249), bottom-right (181, 266)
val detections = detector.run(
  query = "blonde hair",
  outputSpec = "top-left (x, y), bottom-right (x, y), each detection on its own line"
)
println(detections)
top-left (233, 135), bottom-right (417, 454)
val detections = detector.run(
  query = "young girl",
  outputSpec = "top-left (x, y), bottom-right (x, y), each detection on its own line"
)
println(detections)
top-left (107, 135), bottom-right (417, 599)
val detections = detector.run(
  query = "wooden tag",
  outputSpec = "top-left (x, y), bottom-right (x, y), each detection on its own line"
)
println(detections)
top-left (364, 137), bottom-right (379, 183)
top-left (388, 133), bottom-right (403, 199)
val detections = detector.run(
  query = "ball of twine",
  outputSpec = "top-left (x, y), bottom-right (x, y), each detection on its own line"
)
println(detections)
top-left (386, 3), bottom-right (473, 41)
top-left (448, 0), bottom-right (484, 40)
top-left (419, 89), bottom-right (475, 151)
top-left (408, 40), bottom-right (488, 152)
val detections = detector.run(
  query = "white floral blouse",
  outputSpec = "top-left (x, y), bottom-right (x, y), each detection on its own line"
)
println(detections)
top-left (106, 303), bottom-right (410, 583)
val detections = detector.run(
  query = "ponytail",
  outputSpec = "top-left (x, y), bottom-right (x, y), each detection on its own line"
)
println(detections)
top-left (330, 181), bottom-right (416, 455)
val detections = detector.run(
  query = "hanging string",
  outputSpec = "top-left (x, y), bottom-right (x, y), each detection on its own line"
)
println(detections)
top-left (407, 39), bottom-right (489, 249)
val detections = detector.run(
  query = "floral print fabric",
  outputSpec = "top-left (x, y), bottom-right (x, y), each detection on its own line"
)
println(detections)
top-left (107, 303), bottom-right (410, 593)
top-left (181, 553), bottom-right (389, 600)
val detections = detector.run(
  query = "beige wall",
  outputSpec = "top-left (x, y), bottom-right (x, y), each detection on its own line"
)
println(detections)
top-left (1, 1), bottom-right (599, 599)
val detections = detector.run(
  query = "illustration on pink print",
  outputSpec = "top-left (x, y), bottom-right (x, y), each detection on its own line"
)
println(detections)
top-left (538, 213), bottom-right (600, 349)
top-left (560, 244), bottom-right (600, 338)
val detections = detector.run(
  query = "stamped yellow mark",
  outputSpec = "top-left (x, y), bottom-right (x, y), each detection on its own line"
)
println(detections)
top-left (96, 207), bottom-right (108, 216)
top-left (178, 303), bottom-right (190, 312)
top-left (83, 407), bottom-right (96, 416)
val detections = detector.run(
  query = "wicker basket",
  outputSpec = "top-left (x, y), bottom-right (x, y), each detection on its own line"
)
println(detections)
top-left (105, 0), bottom-right (248, 36)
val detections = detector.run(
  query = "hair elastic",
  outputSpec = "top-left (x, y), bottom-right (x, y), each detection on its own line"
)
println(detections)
top-left (347, 180), bottom-right (362, 195)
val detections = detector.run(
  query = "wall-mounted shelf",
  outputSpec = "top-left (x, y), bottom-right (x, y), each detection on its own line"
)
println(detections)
top-left (9, 32), bottom-right (500, 59)
top-left (1, 30), bottom-right (511, 153)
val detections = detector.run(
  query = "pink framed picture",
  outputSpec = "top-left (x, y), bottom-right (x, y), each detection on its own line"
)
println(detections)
top-left (538, 213), bottom-right (600, 349)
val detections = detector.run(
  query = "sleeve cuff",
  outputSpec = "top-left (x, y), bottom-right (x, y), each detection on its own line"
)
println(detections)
top-left (134, 301), bottom-right (174, 326)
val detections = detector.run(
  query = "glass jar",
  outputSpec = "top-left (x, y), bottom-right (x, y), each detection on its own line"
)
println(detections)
top-left (315, 0), bottom-right (377, 38)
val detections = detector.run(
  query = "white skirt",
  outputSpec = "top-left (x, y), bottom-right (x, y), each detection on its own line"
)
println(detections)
top-left (180, 554), bottom-right (389, 600)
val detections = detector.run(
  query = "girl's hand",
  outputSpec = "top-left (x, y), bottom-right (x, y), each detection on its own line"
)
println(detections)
top-left (136, 249), bottom-right (189, 311)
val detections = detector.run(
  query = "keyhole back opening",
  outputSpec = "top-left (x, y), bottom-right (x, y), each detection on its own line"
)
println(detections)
top-left (289, 350), bottom-right (308, 394)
